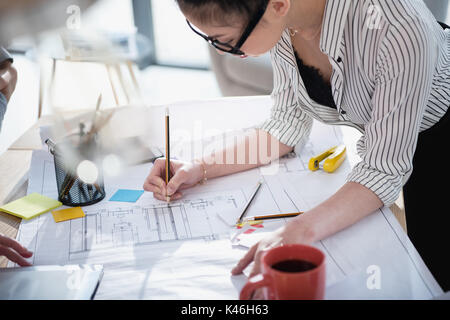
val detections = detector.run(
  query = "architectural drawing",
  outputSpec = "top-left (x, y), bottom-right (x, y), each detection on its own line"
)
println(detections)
top-left (12, 119), bottom-right (443, 299)
top-left (67, 191), bottom-right (245, 260)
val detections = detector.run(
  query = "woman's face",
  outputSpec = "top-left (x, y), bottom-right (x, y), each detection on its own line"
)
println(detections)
top-left (184, 1), bottom-right (289, 57)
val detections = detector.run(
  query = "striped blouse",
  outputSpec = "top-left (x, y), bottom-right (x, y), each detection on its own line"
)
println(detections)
top-left (258, 0), bottom-right (450, 206)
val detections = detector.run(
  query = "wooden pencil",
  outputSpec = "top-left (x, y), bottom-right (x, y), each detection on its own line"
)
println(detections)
top-left (165, 107), bottom-right (171, 202)
top-left (236, 181), bottom-right (263, 224)
top-left (241, 212), bottom-right (304, 222)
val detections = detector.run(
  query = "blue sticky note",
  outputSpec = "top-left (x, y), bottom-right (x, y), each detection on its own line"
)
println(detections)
top-left (109, 189), bottom-right (144, 203)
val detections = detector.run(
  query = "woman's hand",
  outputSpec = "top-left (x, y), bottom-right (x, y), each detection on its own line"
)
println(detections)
top-left (231, 217), bottom-right (316, 278)
top-left (0, 62), bottom-right (17, 102)
top-left (0, 234), bottom-right (33, 266)
top-left (143, 158), bottom-right (204, 202)
top-left (232, 181), bottom-right (383, 287)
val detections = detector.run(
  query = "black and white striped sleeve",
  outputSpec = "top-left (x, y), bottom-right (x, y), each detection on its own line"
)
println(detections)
top-left (346, 19), bottom-right (437, 206)
top-left (257, 50), bottom-right (313, 147)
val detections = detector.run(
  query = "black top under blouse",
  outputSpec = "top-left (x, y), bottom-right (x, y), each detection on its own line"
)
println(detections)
top-left (293, 50), bottom-right (337, 110)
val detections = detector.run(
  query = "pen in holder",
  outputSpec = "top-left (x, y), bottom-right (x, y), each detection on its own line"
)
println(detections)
top-left (46, 135), bottom-right (106, 207)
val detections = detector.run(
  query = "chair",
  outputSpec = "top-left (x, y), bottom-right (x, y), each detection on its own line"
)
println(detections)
top-left (38, 31), bottom-right (152, 118)
top-left (208, 46), bottom-right (273, 97)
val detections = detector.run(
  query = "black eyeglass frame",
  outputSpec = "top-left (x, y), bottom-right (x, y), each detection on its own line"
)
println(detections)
top-left (186, 0), bottom-right (270, 56)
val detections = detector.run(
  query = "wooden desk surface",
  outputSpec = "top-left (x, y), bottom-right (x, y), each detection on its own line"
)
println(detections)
top-left (0, 98), bottom-right (407, 267)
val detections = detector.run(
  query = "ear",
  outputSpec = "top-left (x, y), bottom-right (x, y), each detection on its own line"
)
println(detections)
top-left (268, 0), bottom-right (291, 18)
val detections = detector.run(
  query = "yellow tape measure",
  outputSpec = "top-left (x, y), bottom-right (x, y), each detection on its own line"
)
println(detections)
top-left (308, 145), bottom-right (346, 173)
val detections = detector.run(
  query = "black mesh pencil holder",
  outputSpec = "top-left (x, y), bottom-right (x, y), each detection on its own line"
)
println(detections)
top-left (49, 135), bottom-right (106, 207)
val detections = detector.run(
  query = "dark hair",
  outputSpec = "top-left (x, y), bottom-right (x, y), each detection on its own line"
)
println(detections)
top-left (175, 0), bottom-right (269, 26)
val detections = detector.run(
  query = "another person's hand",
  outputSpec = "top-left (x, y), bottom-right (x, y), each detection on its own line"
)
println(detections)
top-left (143, 158), bottom-right (204, 201)
top-left (0, 234), bottom-right (33, 266)
top-left (0, 62), bottom-right (17, 102)
top-left (231, 218), bottom-right (315, 278)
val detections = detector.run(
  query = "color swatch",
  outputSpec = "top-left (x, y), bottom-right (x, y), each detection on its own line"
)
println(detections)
top-left (52, 207), bottom-right (85, 223)
top-left (109, 189), bottom-right (144, 203)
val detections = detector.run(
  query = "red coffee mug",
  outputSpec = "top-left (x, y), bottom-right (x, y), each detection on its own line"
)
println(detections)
top-left (239, 244), bottom-right (326, 300)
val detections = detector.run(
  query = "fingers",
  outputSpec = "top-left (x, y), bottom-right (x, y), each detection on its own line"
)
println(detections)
top-left (166, 169), bottom-right (189, 196)
top-left (231, 243), bottom-right (258, 275)
top-left (143, 159), bottom-right (167, 195)
top-left (153, 191), bottom-right (183, 202)
top-left (0, 246), bottom-right (32, 267)
top-left (0, 235), bottom-right (33, 257)
top-left (231, 238), bottom-right (277, 276)
top-left (249, 249), bottom-right (265, 278)
top-left (0, 235), bottom-right (33, 266)
top-left (143, 174), bottom-right (166, 195)
top-left (144, 159), bottom-right (193, 202)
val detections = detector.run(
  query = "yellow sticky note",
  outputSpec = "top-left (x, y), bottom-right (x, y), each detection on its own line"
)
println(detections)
top-left (52, 207), bottom-right (85, 223)
top-left (0, 193), bottom-right (62, 220)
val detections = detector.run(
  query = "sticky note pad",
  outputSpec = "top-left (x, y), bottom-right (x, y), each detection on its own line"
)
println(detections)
top-left (109, 189), bottom-right (144, 203)
top-left (0, 193), bottom-right (62, 220)
top-left (52, 207), bottom-right (85, 223)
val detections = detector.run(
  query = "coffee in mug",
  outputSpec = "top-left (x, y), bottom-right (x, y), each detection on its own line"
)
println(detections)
top-left (239, 244), bottom-right (326, 300)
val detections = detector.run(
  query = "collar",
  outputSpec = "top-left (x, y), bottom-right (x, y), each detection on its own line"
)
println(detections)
top-left (319, 0), bottom-right (352, 60)
top-left (273, 0), bottom-right (351, 67)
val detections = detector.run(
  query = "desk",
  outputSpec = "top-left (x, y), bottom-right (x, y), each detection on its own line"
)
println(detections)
top-left (0, 96), bottom-right (407, 269)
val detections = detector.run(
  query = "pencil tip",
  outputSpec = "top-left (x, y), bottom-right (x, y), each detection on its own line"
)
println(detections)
top-left (165, 107), bottom-right (170, 116)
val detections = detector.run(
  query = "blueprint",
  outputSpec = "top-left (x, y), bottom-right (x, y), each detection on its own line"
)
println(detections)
top-left (11, 121), bottom-right (443, 299)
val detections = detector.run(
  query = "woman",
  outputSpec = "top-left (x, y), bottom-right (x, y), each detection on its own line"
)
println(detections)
top-left (0, 47), bottom-right (32, 266)
top-left (144, 0), bottom-right (450, 291)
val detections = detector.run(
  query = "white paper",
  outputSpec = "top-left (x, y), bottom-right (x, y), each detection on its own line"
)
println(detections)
top-left (12, 120), bottom-right (443, 299)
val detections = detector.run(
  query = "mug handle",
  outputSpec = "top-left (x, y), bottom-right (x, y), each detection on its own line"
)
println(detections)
top-left (239, 274), bottom-right (275, 300)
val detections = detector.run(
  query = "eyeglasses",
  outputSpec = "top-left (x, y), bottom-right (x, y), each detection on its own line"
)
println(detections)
top-left (186, 0), bottom-right (269, 56)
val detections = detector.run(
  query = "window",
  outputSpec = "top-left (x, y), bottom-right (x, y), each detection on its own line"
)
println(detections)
top-left (134, 0), bottom-right (210, 69)
top-left (82, 0), bottom-right (135, 32)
